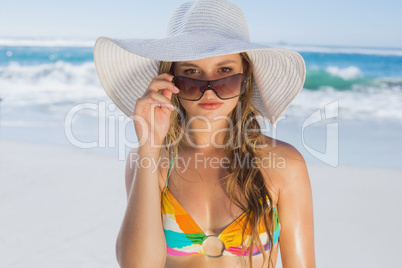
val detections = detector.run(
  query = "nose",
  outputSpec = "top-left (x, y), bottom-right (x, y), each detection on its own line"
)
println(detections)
top-left (198, 74), bottom-right (220, 99)
top-left (200, 85), bottom-right (219, 99)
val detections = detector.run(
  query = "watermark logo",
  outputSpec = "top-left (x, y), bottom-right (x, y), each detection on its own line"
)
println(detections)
top-left (64, 100), bottom-right (339, 166)
top-left (128, 151), bottom-right (286, 173)
top-left (302, 101), bottom-right (339, 167)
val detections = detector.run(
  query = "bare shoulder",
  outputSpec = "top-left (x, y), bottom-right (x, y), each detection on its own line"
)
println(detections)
top-left (124, 147), bottom-right (169, 200)
top-left (258, 135), bottom-right (316, 266)
top-left (256, 135), bottom-right (310, 201)
top-left (257, 134), bottom-right (305, 161)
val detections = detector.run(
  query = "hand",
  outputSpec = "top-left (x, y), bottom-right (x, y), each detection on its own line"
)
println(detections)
top-left (133, 73), bottom-right (180, 148)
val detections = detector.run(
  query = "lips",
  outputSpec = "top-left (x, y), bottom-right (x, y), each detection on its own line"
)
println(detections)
top-left (198, 101), bottom-right (223, 110)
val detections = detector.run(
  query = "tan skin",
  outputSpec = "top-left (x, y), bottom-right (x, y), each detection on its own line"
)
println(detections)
top-left (117, 54), bottom-right (316, 268)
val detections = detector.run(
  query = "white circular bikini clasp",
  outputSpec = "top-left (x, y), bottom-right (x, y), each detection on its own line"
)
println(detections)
top-left (202, 235), bottom-right (225, 258)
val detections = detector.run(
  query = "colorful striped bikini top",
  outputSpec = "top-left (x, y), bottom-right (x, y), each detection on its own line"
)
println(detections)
top-left (161, 155), bottom-right (281, 257)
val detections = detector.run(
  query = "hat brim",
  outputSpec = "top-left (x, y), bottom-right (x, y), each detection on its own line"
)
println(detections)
top-left (93, 36), bottom-right (306, 128)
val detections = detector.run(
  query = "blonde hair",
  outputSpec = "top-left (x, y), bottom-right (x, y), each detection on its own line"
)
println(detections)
top-left (159, 53), bottom-right (275, 268)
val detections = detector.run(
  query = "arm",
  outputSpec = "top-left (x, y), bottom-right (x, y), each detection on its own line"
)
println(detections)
top-left (115, 146), bottom-right (166, 268)
top-left (115, 73), bottom-right (177, 267)
top-left (276, 145), bottom-right (316, 267)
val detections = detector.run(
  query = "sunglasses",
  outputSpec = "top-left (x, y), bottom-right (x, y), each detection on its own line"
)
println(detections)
top-left (172, 73), bottom-right (248, 101)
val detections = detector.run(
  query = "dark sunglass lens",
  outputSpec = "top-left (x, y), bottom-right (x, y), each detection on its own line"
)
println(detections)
top-left (211, 74), bottom-right (245, 98)
top-left (174, 77), bottom-right (204, 100)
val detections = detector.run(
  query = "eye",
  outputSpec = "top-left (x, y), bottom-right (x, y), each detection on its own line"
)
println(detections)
top-left (184, 69), bottom-right (199, 75)
top-left (220, 67), bottom-right (232, 73)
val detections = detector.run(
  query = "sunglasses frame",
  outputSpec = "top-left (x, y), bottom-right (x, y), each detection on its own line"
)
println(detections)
top-left (172, 73), bottom-right (248, 101)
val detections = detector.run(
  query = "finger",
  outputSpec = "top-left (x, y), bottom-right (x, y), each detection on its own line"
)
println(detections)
top-left (161, 77), bottom-right (179, 100)
top-left (147, 91), bottom-right (175, 105)
top-left (146, 74), bottom-right (178, 92)
top-left (148, 79), bottom-right (179, 95)
top-left (159, 73), bottom-right (175, 82)
top-left (150, 101), bottom-right (175, 111)
top-left (159, 73), bottom-right (179, 100)
top-left (135, 96), bottom-right (175, 111)
top-left (158, 102), bottom-right (175, 111)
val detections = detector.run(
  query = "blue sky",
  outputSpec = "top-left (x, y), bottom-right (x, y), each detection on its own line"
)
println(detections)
top-left (0, 0), bottom-right (401, 48)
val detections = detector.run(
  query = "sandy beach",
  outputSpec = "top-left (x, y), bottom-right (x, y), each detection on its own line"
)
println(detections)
top-left (0, 140), bottom-right (126, 267)
top-left (1, 139), bottom-right (401, 267)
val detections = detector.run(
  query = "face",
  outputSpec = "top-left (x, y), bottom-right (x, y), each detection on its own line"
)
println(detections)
top-left (173, 53), bottom-right (246, 121)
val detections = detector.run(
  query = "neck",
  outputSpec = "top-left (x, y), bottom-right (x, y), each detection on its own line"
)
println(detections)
top-left (180, 116), bottom-right (232, 152)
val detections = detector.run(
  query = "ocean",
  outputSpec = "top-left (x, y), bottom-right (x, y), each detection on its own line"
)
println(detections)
top-left (2, 38), bottom-right (402, 268)
top-left (1, 38), bottom-right (401, 168)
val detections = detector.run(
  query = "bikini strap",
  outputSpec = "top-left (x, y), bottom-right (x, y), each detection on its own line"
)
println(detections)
top-left (166, 154), bottom-right (174, 189)
top-left (165, 135), bottom-right (182, 189)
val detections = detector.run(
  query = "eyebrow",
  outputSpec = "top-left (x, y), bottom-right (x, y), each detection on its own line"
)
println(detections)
top-left (176, 59), bottom-right (239, 68)
top-left (176, 62), bottom-right (199, 68)
top-left (216, 59), bottom-right (238, 66)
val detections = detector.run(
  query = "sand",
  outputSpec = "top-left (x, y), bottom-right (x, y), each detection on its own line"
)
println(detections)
top-left (1, 140), bottom-right (401, 267)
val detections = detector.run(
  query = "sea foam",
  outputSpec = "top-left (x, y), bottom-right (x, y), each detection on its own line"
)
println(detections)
top-left (325, 66), bottom-right (363, 80)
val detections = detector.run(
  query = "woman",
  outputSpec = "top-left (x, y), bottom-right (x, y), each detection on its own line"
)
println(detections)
top-left (94, 0), bottom-right (315, 267)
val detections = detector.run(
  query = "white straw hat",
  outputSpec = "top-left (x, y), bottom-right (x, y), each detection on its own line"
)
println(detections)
top-left (94, 0), bottom-right (306, 128)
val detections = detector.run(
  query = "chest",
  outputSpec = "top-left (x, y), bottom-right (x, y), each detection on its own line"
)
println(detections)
top-left (161, 152), bottom-right (282, 260)
top-left (167, 162), bottom-right (244, 235)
